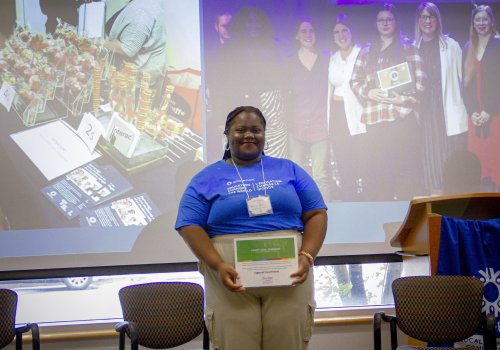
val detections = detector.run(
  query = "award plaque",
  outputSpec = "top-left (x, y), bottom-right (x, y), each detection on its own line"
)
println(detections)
top-left (377, 62), bottom-right (414, 94)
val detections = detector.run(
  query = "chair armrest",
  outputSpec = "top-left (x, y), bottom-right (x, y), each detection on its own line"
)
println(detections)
top-left (115, 322), bottom-right (128, 350)
top-left (484, 313), bottom-right (497, 350)
top-left (28, 323), bottom-right (40, 350)
top-left (15, 323), bottom-right (40, 350)
top-left (203, 323), bottom-right (209, 350)
top-left (115, 321), bottom-right (138, 348)
top-left (373, 312), bottom-right (398, 350)
top-left (115, 321), bottom-right (130, 333)
top-left (374, 312), bottom-right (385, 350)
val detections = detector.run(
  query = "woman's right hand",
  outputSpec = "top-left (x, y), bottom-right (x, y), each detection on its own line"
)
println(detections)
top-left (471, 112), bottom-right (482, 126)
top-left (216, 262), bottom-right (246, 293)
top-left (479, 110), bottom-right (491, 125)
top-left (368, 88), bottom-right (388, 102)
top-left (179, 226), bottom-right (246, 293)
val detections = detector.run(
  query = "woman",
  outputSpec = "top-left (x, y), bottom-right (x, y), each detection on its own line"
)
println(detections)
top-left (463, 5), bottom-right (500, 192)
top-left (176, 106), bottom-right (327, 350)
top-left (414, 2), bottom-right (468, 195)
top-left (327, 14), bottom-right (366, 200)
top-left (287, 19), bottom-right (332, 201)
top-left (350, 3), bottom-right (425, 200)
top-left (104, 0), bottom-right (167, 107)
top-left (209, 7), bottom-right (288, 161)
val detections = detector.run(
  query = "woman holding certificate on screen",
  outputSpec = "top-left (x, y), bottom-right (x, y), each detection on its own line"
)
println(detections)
top-left (350, 3), bottom-right (425, 201)
top-left (175, 106), bottom-right (327, 350)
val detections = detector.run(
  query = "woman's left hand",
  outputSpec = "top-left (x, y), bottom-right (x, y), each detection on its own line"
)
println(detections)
top-left (382, 91), bottom-right (414, 105)
top-left (290, 256), bottom-right (312, 286)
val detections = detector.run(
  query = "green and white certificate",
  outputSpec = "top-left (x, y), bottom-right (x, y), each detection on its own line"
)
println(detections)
top-left (234, 235), bottom-right (298, 288)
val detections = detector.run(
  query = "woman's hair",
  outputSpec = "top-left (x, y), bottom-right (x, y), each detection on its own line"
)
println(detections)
top-left (228, 6), bottom-right (274, 43)
top-left (464, 5), bottom-right (498, 85)
top-left (414, 2), bottom-right (445, 45)
top-left (332, 13), bottom-right (355, 50)
top-left (222, 106), bottom-right (266, 160)
top-left (368, 3), bottom-right (407, 66)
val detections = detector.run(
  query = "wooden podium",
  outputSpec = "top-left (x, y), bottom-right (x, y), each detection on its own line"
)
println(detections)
top-left (390, 193), bottom-right (500, 275)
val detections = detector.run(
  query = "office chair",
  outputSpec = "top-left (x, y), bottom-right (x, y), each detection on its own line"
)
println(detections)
top-left (0, 288), bottom-right (40, 350)
top-left (116, 282), bottom-right (209, 350)
top-left (373, 275), bottom-right (497, 350)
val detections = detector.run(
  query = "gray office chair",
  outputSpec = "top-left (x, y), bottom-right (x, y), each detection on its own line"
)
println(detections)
top-left (116, 281), bottom-right (208, 350)
top-left (0, 288), bottom-right (40, 350)
top-left (373, 275), bottom-right (497, 350)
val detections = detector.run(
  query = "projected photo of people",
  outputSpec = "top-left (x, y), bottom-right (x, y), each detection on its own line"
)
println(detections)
top-left (205, 5), bottom-right (288, 162)
top-left (463, 4), bottom-right (500, 193)
top-left (414, 2), bottom-right (468, 196)
top-left (286, 18), bottom-right (333, 202)
top-left (203, 0), bottom-right (499, 203)
top-left (328, 14), bottom-right (367, 201)
top-left (350, 3), bottom-right (425, 201)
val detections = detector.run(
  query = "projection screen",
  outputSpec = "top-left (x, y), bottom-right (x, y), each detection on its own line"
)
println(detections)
top-left (0, 0), bottom-right (498, 277)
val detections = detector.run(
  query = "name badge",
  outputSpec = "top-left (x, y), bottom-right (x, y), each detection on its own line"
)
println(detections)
top-left (246, 195), bottom-right (273, 217)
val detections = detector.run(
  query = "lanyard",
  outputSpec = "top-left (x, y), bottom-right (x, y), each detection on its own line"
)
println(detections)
top-left (230, 157), bottom-right (267, 199)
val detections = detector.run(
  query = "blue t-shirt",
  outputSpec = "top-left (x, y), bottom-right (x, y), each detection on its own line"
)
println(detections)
top-left (175, 156), bottom-right (327, 236)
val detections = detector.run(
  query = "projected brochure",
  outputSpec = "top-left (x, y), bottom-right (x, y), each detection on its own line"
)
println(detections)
top-left (234, 235), bottom-right (298, 288)
top-left (80, 193), bottom-right (160, 227)
top-left (41, 162), bottom-right (133, 219)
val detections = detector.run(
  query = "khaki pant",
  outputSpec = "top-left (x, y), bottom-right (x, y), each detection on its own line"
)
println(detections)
top-left (200, 231), bottom-right (316, 350)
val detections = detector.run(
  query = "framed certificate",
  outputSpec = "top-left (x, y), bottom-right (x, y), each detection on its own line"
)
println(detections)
top-left (376, 62), bottom-right (413, 93)
top-left (234, 235), bottom-right (298, 288)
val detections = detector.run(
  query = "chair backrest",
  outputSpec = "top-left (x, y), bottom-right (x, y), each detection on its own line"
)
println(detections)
top-left (392, 275), bottom-right (484, 344)
top-left (118, 282), bottom-right (205, 349)
top-left (0, 289), bottom-right (17, 349)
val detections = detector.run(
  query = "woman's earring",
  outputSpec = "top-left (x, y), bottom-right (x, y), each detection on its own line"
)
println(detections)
top-left (264, 141), bottom-right (269, 150)
top-left (225, 143), bottom-right (230, 151)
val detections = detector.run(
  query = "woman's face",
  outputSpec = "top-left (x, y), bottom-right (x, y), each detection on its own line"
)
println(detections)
top-left (418, 9), bottom-right (438, 39)
top-left (333, 23), bottom-right (352, 51)
top-left (376, 10), bottom-right (396, 38)
top-left (473, 10), bottom-right (493, 37)
top-left (246, 12), bottom-right (263, 38)
top-left (296, 22), bottom-right (316, 49)
top-left (227, 111), bottom-right (265, 163)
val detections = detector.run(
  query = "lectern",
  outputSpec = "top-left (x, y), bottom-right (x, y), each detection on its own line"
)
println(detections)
top-left (390, 193), bottom-right (500, 275)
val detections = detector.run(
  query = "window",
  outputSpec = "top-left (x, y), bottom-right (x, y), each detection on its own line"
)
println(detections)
top-left (3, 262), bottom-right (401, 325)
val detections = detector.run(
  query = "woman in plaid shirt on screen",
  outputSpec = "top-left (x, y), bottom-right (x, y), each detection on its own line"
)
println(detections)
top-left (350, 3), bottom-right (425, 201)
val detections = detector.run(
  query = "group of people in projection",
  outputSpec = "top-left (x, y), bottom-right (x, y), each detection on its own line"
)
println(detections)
top-left (207, 2), bottom-right (499, 202)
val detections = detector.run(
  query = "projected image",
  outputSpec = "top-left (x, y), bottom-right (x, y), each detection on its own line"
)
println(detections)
top-left (201, 0), bottom-right (499, 258)
top-left (0, 0), bottom-right (202, 271)
top-left (0, 0), bottom-right (498, 274)
top-left (203, 0), bottom-right (500, 202)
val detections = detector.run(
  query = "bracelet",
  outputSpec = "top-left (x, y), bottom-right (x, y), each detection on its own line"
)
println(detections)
top-left (299, 250), bottom-right (314, 266)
